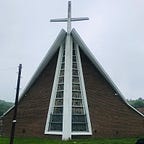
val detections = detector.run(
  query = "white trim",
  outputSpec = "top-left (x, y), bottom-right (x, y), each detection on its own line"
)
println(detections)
top-left (44, 131), bottom-right (62, 135)
top-left (44, 44), bottom-right (64, 135)
top-left (75, 43), bottom-right (92, 135)
top-left (20, 29), bottom-right (66, 104)
top-left (62, 34), bottom-right (73, 140)
top-left (71, 132), bottom-right (92, 135)
top-left (3, 29), bottom-right (66, 117)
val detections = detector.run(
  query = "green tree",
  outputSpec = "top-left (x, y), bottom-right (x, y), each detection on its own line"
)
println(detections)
top-left (0, 100), bottom-right (13, 116)
top-left (128, 97), bottom-right (144, 108)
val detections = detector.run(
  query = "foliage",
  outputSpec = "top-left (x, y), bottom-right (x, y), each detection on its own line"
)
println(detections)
top-left (127, 98), bottom-right (144, 108)
top-left (0, 100), bottom-right (13, 116)
top-left (0, 137), bottom-right (139, 144)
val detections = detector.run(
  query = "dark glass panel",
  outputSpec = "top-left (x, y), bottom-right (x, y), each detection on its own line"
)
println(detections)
top-left (72, 91), bottom-right (81, 98)
top-left (72, 63), bottom-right (77, 69)
top-left (50, 114), bottom-right (63, 123)
top-left (72, 115), bottom-right (86, 122)
top-left (72, 107), bottom-right (84, 115)
top-left (72, 123), bottom-right (87, 131)
top-left (72, 99), bottom-right (82, 106)
top-left (72, 76), bottom-right (79, 83)
top-left (55, 99), bottom-right (63, 106)
top-left (60, 70), bottom-right (64, 76)
top-left (58, 77), bottom-right (64, 83)
top-left (72, 84), bottom-right (80, 91)
top-left (53, 107), bottom-right (63, 114)
top-left (73, 49), bottom-right (76, 55)
top-left (49, 123), bottom-right (62, 131)
top-left (56, 91), bottom-right (63, 98)
top-left (62, 56), bottom-right (65, 62)
top-left (72, 69), bottom-right (78, 75)
top-left (57, 84), bottom-right (64, 90)
top-left (61, 63), bottom-right (65, 69)
top-left (73, 56), bottom-right (77, 62)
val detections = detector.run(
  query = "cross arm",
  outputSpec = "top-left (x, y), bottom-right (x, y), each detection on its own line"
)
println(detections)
top-left (50, 17), bottom-right (89, 22)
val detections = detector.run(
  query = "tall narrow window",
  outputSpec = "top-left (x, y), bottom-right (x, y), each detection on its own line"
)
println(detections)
top-left (45, 45), bottom-right (65, 133)
top-left (71, 45), bottom-right (90, 133)
top-left (45, 40), bottom-right (92, 136)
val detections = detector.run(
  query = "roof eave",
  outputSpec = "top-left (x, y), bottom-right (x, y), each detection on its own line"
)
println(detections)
top-left (71, 28), bottom-right (144, 117)
top-left (19, 29), bottom-right (66, 101)
top-left (3, 29), bottom-right (67, 116)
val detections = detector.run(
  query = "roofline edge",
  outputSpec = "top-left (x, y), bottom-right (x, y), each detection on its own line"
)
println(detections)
top-left (71, 28), bottom-right (144, 118)
top-left (3, 29), bottom-right (67, 117)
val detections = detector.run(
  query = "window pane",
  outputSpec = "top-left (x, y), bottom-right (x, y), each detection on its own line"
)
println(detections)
top-left (49, 123), bottom-right (62, 131)
top-left (61, 63), bottom-right (65, 69)
top-left (72, 84), bottom-right (80, 91)
top-left (50, 114), bottom-right (63, 122)
top-left (72, 123), bottom-right (87, 131)
top-left (72, 91), bottom-right (81, 98)
top-left (55, 99), bottom-right (63, 106)
top-left (73, 56), bottom-right (77, 62)
top-left (72, 76), bottom-right (79, 83)
top-left (72, 99), bottom-right (82, 106)
top-left (73, 63), bottom-right (77, 69)
top-left (56, 91), bottom-right (63, 98)
top-left (62, 56), bottom-right (65, 62)
top-left (73, 49), bottom-right (76, 55)
top-left (60, 70), bottom-right (64, 76)
top-left (72, 107), bottom-right (84, 114)
top-left (72, 69), bottom-right (78, 75)
top-left (53, 107), bottom-right (63, 114)
top-left (63, 49), bottom-right (65, 56)
top-left (57, 84), bottom-right (64, 90)
top-left (59, 77), bottom-right (64, 83)
top-left (72, 115), bottom-right (86, 122)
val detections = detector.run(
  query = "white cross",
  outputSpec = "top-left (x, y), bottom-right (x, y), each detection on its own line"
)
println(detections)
top-left (50, 1), bottom-right (89, 34)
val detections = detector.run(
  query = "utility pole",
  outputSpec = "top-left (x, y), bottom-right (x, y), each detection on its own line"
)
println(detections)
top-left (9, 64), bottom-right (22, 144)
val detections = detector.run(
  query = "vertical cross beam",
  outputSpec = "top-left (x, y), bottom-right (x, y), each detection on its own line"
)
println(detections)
top-left (49, 1), bottom-right (89, 140)
top-left (67, 1), bottom-right (71, 34)
top-left (50, 1), bottom-right (89, 34)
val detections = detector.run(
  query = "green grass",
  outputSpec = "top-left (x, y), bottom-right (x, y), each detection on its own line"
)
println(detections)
top-left (0, 137), bottom-right (138, 144)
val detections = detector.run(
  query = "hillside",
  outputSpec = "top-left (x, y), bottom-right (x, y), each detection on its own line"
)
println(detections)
top-left (0, 100), bottom-right (13, 116)
top-left (127, 98), bottom-right (144, 108)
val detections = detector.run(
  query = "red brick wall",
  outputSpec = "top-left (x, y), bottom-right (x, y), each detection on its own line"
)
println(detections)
top-left (80, 49), bottom-right (144, 138)
top-left (2, 50), bottom-right (61, 139)
top-left (137, 107), bottom-right (144, 115)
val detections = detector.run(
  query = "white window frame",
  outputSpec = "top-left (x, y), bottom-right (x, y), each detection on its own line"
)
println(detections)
top-left (71, 43), bottom-right (92, 136)
top-left (44, 44), bottom-right (64, 135)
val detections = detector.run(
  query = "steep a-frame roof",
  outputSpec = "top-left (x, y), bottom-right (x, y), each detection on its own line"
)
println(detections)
top-left (3, 28), bottom-right (144, 117)
top-left (2, 29), bottom-right (66, 116)
top-left (71, 28), bottom-right (144, 117)
top-left (19, 29), bottom-right (66, 101)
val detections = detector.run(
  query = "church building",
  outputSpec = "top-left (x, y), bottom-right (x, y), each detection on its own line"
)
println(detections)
top-left (2, 1), bottom-right (144, 140)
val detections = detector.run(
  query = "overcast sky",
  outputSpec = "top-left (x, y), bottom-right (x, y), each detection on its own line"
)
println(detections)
top-left (0, 0), bottom-right (144, 102)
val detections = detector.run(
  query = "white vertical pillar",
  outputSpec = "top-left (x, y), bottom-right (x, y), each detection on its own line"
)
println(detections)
top-left (62, 34), bottom-right (72, 140)
top-left (67, 1), bottom-right (71, 34)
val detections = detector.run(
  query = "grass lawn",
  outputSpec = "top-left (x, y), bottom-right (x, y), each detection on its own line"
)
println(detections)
top-left (0, 137), bottom-right (139, 144)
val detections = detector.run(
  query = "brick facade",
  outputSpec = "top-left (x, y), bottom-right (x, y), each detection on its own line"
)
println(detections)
top-left (137, 107), bottom-right (144, 115)
top-left (2, 48), bottom-right (144, 138)
top-left (0, 117), bottom-right (3, 136)
top-left (80, 49), bottom-right (144, 138)
top-left (2, 51), bottom-right (61, 139)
